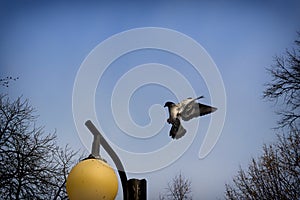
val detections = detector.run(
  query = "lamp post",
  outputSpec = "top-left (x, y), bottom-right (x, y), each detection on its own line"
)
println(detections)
top-left (66, 120), bottom-right (147, 200)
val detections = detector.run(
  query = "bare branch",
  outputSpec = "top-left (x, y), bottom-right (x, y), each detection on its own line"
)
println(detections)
top-left (225, 128), bottom-right (300, 199)
top-left (160, 172), bottom-right (192, 200)
top-left (0, 76), bottom-right (19, 87)
top-left (0, 95), bottom-right (81, 199)
top-left (263, 33), bottom-right (300, 128)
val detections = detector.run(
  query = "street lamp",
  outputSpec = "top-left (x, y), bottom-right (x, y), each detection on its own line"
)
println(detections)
top-left (66, 158), bottom-right (118, 200)
top-left (66, 120), bottom-right (147, 200)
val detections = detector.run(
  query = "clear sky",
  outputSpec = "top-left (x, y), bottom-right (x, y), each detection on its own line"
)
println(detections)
top-left (1, 1), bottom-right (300, 199)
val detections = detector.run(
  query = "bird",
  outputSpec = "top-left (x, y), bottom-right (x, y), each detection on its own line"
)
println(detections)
top-left (164, 96), bottom-right (217, 139)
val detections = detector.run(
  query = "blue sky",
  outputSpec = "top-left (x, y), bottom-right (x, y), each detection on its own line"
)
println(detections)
top-left (1, 1), bottom-right (300, 199)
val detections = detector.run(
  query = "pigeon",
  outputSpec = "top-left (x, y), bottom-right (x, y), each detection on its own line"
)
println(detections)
top-left (164, 96), bottom-right (217, 139)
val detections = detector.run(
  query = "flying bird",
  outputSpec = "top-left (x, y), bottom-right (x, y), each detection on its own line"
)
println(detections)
top-left (164, 96), bottom-right (217, 139)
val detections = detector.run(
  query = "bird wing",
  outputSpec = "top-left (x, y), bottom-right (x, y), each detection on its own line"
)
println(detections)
top-left (181, 102), bottom-right (217, 121)
top-left (169, 118), bottom-right (187, 139)
top-left (177, 96), bottom-right (204, 114)
top-left (177, 98), bottom-right (193, 114)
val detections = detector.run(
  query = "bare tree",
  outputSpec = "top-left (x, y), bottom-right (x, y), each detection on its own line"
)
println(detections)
top-left (225, 128), bottom-right (300, 200)
top-left (0, 95), bottom-right (79, 199)
top-left (159, 172), bottom-right (193, 200)
top-left (263, 33), bottom-right (300, 128)
top-left (225, 33), bottom-right (300, 200)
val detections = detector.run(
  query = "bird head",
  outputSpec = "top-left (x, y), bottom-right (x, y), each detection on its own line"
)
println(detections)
top-left (164, 101), bottom-right (175, 108)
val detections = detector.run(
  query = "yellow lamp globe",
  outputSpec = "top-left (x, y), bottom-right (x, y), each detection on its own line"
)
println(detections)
top-left (66, 158), bottom-right (118, 200)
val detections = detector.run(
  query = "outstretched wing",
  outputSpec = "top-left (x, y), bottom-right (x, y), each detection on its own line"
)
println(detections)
top-left (177, 96), bottom-right (203, 114)
top-left (169, 118), bottom-right (187, 139)
top-left (181, 102), bottom-right (217, 121)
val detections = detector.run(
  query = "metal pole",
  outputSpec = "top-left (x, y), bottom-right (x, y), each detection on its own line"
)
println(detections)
top-left (127, 179), bottom-right (147, 200)
top-left (85, 120), bottom-right (128, 200)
